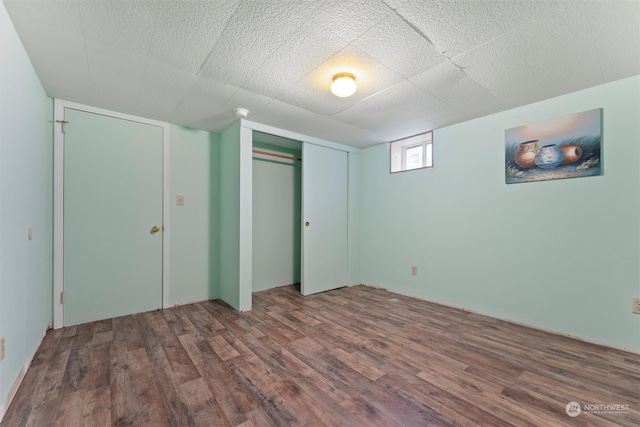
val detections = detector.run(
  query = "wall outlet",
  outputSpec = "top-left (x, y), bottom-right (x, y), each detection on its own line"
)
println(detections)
top-left (411, 265), bottom-right (417, 276)
top-left (0, 336), bottom-right (5, 361)
top-left (633, 298), bottom-right (640, 314)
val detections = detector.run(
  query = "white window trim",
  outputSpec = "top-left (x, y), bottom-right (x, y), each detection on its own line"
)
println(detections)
top-left (390, 131), bottom-right (433, 173)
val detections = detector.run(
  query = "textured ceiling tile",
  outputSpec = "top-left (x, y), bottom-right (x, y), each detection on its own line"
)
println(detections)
top-left (515, 9), bottom-right (598, 71)
top-left (410, 61), bottom-right (467, 93)
top-left (226, 88), bottom-right (275, 118)
top-left (147, 0), bottom-right (241, 73)
top-left (278, 46), bottom-right (404, 115)
top-left (85, 39), bottom-right (147, 113)
top-left (77, 0), bottom-right (158, 55)
top-left (306, 115), bottom-right (381, 146)
top-left (5, 0), bottom-right (639, 147)
top-left (381, 0), bottom-right (410, 10)
top-left (451, 35), bottom-right (534, 103)
top-left (250, 99), bottom-right (380, 146)
top-left (249, 100), bottom-right (322, 135)
top-left (200, 1), bottom-right (307, 87)
top-left (310, 0), bottom-right (392, 43)
top-left (333, 103), bottom-right (410, 130)
top-left (174, 76), bottom-right (239, 122)
top-left (410, 61), bottom-right (504, 117)
top-left (343, 80), bottom-right (461, 121)
top-left (136, 58), bottom-right (199, 116)
top-left (177, 112), bottom-right (239, 134)
top-left (11, 20), bottom-right (91, 100)
top-left (351, 10), bottom-right (446, 78)
top-left (391, 111), bottom-right (439, 131)
top-left (3, 0), bottom-right (81, 32)
top-left (586, 0), bottom-right (640, 81)
top-left (475, 0), bottom-right (549, 34)
top-left (414, 95), bottom-right (460, 122)
top-left (340, 80), bottom-right (422, 112)
top-left (275, 0), bottom-right (327, 17)
top-left (395, 0), bottom-right (506, 57)
top-left (241, 21), bottom-right (348, 98)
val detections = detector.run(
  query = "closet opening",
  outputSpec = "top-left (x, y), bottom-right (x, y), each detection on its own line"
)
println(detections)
top-left (251, 131), bottom-right (302, 294)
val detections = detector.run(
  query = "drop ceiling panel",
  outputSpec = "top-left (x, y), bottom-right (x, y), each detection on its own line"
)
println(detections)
top-left (3, 0), bottom-right (81, 33)
top-left (410, 62), bottom-right (504, 117)
top-left (333, 103), bottom-right (411, 130)
top-left (174, 76), bottom-right (238, 123)
top-left (85, 39), bottom-right (147, 113)
top-left (136, 59), bottom-right (199, 117)
top-left (279, 46), bottom-right (404, 116)
top-left (451, 37), bottom-right (541, 108)
top-left (250, 99), bottom-right (378, 146)
top-left (278, 0), bottom-right (326, 18)
top-left (226, 88), bottom-right (274, 117)
top-left (241, 21), bottom-right (348, 99)
top-left (586, 0), bottom-right (640, 82)
top-left (11, 21), bottom-right (92, 102)
top-left (310, 0), bottom-right (392, 44)
top-left (77, 0), bottom-right (158, 55)
top-left (4, 0), bottom-right (639, 149)
top-left (395, 0), bottom-right (506, 57)
top-left (200, 1), bottom-right (306, 87)
top-left (350, 10), bottom-right (446, 78)
top-left (147, 0), bottom-right (241, 73)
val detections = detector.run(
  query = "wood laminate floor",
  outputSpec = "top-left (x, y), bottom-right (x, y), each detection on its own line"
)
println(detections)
top-left (2, 285), bottom-right (639, 426)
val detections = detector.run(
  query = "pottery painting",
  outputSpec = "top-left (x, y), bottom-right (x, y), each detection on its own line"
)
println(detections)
top-left (505, 109), bottom-right (602, 184)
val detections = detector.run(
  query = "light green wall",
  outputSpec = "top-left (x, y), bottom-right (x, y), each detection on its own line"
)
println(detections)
top-left (252, 143), bottom-right (302, 291)
top-left (169, 125), bottom-right (220, 304)
top-left (360, 76), bottom-right (640, 352)
top-left (348, 152), bottom-right (361, 285)
top-left (219, 122), bottom-right (241, 309)
top-left (219, 122), bottom-right (253, 311)
top-left (0, 1), bottom-right (53, 411)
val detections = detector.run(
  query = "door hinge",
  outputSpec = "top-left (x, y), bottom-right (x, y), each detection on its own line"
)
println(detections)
top-left (60, 291), bottom-right (65, 304)
top-left (56, 120), bottom-right (68, 134)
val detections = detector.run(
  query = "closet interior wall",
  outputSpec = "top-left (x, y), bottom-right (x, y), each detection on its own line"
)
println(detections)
top-left (251, 133), bottom-right (302, 292)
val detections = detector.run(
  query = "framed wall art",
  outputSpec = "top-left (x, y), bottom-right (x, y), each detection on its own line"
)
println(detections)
top-left (505, 109), bottom-right (602, 184)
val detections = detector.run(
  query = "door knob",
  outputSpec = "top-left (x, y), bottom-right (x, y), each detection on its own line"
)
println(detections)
top-left (151, 225), bottom-right (160, 233)
top-left (305, 221), bottom-right (310, 227)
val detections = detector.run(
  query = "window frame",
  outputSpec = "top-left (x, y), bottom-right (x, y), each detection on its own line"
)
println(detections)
top-left (390, 131), bottom-right (433, 173)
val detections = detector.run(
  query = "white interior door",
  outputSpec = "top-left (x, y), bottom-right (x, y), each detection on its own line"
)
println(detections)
top-left (301, 143), bottom-right (348, 295)
top-left (62, 107), bottom-right (164, 326)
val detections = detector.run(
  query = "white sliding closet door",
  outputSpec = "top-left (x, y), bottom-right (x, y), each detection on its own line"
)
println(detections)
top-left (301, 143), bottom-right (348, 295)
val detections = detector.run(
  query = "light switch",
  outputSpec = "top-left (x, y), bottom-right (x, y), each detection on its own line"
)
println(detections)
top-left (177, 195), bottom-right (184, 206)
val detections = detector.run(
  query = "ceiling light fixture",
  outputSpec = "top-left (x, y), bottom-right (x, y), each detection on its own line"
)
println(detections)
top-left (331, 73), bottom-right (357, 97)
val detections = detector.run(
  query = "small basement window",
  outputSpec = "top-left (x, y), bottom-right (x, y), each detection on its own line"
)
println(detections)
top-left (390, 131), bottom-right (433, 173)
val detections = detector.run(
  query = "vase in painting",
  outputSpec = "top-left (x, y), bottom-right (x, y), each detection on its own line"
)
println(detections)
top-left (534, 144), bottom-right (565, 169)
top-left (560, 145), bottom-right (583, 165)
top-left (513, 140), bottom-right (540, 169)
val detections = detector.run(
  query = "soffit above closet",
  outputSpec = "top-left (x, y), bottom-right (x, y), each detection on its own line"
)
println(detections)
top-left (4, 0), bottom-right (639, 148)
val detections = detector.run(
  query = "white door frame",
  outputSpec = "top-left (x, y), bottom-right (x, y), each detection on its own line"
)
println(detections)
top-left (53, 99), bottom-right (170, 328)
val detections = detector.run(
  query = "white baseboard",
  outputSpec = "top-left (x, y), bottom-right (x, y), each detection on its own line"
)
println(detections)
top-left (0, 325), bottom-right (48, 423)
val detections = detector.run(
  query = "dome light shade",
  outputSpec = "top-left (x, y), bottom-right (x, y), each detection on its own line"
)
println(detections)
top-left (331, 73), bottom-right (357, 97)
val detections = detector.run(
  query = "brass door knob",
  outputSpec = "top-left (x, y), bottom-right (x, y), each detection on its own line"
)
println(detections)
top-left (151, 225), bottom-right (160, 233)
